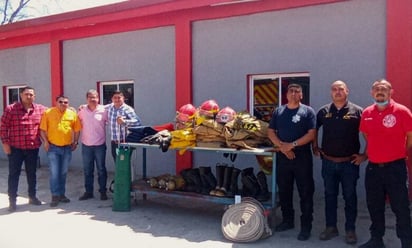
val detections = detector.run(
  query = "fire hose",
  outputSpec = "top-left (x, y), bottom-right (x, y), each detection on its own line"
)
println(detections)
top-left (221, 197), bottom-right (272, 242)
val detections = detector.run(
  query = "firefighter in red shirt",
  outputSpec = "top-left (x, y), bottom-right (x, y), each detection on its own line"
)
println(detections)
top-left (359, 79), bottom-right (412, 248)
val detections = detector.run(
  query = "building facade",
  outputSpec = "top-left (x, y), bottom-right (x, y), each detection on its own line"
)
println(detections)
top-left (0, 0), bottom-right (410, 193)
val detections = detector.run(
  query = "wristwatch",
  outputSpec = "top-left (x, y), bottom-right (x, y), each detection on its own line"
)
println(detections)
top-left (292, 141), bottom-right (298, 147)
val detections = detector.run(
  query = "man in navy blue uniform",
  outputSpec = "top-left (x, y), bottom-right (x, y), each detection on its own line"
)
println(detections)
top-left (268, 83), bottom-right (316, 241)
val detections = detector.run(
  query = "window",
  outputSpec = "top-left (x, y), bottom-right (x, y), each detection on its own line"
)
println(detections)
top-left (247, 73), bottom-right (310, 121)
top-left (3, 85), bottom-right (27, 108)
top-left (98, 80), bottom-right (134, 107)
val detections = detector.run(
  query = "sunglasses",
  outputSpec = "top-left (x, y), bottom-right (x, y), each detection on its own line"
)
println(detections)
top-left (58, 100), bottom-right (69, 104)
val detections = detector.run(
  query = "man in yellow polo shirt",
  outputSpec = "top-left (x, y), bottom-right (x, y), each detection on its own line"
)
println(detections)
top-left (40, 95), bottom-right (81, 207)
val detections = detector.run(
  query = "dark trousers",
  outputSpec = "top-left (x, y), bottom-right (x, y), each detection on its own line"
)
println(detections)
top-left (276, 149), bottom-right (314, 231)
top-left (365, 159), bottom-right (412, 241)
top-left (322, 159), bottom-right (359, 231)
top-left (8, 147), bottom-right (39, 200)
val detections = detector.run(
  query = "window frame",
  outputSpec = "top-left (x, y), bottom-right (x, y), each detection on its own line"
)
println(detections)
top-left (247, 72), bottom-right (310, 121)
top-left (97, 80), bottom-right (135, 108)
top-left (2, 84), bottom-right (27, 109)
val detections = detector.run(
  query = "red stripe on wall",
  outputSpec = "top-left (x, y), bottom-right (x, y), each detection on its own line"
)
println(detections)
top-left (386, 0), bottom-right (412, 199)
top-left (175, 17), bottom-right (193, 173)
top-left (50, 40), bottom-right (63, 103)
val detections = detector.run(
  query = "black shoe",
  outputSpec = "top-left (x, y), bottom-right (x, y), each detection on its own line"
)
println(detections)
top-left (59, 195), bottom-right (70, 203)
top-left (79, 192), bottom-right (94, 201)
top-left (297, 230), bottom-right (311, 241)
top-left (275, 221), bottom-right (294, 232)
top-left (358, 237), bottom-right (385, 248)
top-left (50, 196), bottom-right (59, 207)
top-left (8, 201), bottom-right (16, 212)
top-left (100, 192), bottom-right (108, 201)
top-left (29, 197), bottom-right (42, 205)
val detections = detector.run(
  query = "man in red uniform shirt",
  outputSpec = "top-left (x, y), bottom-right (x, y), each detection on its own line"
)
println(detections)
top-left (359, 79), bottom-right (412, 248)
top-left (0, 86), bottom-right (47, 212)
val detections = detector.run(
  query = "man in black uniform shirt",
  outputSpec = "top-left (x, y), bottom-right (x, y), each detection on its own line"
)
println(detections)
top-left (313, 80), bottom-right (366, 244)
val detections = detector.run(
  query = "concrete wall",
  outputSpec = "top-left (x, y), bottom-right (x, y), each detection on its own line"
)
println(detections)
top-left (63, 26), bottom-right (176, 175)
top-left (191, 0), bottom-right (385, 188)
top-left (0, 44), bottom-right (51, 163)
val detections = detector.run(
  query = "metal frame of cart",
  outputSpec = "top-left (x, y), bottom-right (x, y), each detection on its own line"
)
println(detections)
top-left (121, 143), bottom-right (277, 211)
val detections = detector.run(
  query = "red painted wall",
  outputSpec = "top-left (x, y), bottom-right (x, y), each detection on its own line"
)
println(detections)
top-left (386, 0), bottom-right (412, 198)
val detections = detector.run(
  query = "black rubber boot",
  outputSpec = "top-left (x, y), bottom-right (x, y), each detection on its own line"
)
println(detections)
top-left (216, 166), bottom-right (233, 197)
top-left (181, 168), bottom-right (202, 193)
top-left (210, 163), bottom-right (226, 196)
top-left (241, 167), bottom-right (259, 197)
top-left (199, 166), bottom-right (217, 195)
top-left (256, 170), bottom-right (270, 202)
top-left (226, 167), bottom-right (241, 197)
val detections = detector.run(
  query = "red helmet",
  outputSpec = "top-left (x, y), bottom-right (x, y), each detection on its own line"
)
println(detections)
top-left (198, 99), bottom-right (220, 118)
top-left (216, 106), bottom-right (236, 123)
top-left (176, 104), bottom-right (196, 123)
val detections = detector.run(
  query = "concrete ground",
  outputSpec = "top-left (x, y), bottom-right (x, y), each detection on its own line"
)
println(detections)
top-left (0, 159), bottom-right (402, 248)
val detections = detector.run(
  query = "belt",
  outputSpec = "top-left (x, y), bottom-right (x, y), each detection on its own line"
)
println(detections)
top-left (50, 143), bottom-right (71, 148)
top-left (370, 158), bottom-right (406, 168)
top-left (321, 153), bottom-right (353, 163)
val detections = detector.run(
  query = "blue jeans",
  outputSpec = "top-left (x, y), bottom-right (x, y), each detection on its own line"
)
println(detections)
top-left (8, 147), bottom-right (39, 200)
top-left (81, 144), bottom-right (107, 193)
top-left (322, 159), bottom-right (359, 231)
top-left (47, 144), bottom-right (72, 196)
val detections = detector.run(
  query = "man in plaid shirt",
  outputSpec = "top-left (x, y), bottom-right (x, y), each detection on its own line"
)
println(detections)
top-left (0, 86), bottom-right (47, 212)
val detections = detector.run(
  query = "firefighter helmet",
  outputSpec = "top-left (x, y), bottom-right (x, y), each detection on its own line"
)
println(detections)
top-left (198, 99), bottom-right (220, 118)
top-left (176, 103), bottom-right (196, 123)
top-left (216, 106), bottom-right (236, 123)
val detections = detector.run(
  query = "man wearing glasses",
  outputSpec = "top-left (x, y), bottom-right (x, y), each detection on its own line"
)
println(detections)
top-left (268, 83), bottom-right (316, 241)
top-left (40, 95), bottom-right (81, 207)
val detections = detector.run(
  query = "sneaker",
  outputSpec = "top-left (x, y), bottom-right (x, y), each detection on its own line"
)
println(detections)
top-left (345, 230), bottom-right (357, 244)
top-left (275, 221), bottom-right (294, 232)
top-left (59, 195), bottom-right (70, 203)
top-left (29, 197), bottom-right (42, 206)
top-left (8, 201), bottom-right (17, 212)
top-left (359, 237), bottom-right (385, 248)
top-left (100, 192), bottom-right (108, 201)
top-left (50, 196), bottom-right (59, 207)
top-left (319, 226), bottom-right (339, 240)
top-left (79, 192), bottom-right (94, 201)
top-left (297, 230), bottom-right (311, 241)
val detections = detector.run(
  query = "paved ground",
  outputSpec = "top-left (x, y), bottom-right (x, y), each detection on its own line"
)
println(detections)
top-left (0, 159), bottom-right (403, 248)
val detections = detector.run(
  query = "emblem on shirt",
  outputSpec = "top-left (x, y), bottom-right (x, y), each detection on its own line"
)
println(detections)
top-left (292, 114), bottom-right (301, 123)
top-left (382, 114), bottom-right (396, 128)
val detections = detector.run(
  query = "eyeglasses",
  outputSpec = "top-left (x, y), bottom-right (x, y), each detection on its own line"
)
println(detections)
top-left (58, 100), bottom-right (69, 104)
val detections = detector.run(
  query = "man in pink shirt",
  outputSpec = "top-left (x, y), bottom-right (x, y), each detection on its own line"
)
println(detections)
top-left (78, 89), bottom-right (109, 201)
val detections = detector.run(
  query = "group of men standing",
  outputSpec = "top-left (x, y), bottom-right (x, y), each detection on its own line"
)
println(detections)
top-left (1, 79), bottom-right (412, 248)
top-left (0, 87), bottom-right (140, 209)
top-left (268, 79), bottom-right (412, 248)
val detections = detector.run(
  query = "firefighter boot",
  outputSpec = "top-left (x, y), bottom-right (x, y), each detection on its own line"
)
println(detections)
top-left (256, 170), bottom-right (270, 202)
top-left (181, 168), bottom-right (202, 193)
top-left (226, 167), bottom-right (241, 197)
top-left (216, 166), bottom-right (233, 197)
top-left (210, 163), bottom-right (226, 196)
top-left (199, 166), bottom-right (217, 195)
top-left (241, 167), bottom-right (259, 197)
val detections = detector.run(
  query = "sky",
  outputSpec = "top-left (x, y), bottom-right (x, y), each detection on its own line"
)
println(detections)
top-left (25, 0), bottom-right (128, 19)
